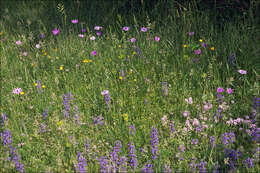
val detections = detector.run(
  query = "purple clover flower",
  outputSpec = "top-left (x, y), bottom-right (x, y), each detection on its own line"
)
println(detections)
top-left (128, 142), bottom-right (138, 169)
top-left (150, 126), bottom-right (158, 160)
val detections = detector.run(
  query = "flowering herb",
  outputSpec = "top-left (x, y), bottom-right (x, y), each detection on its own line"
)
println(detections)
top-left (128, 142), bottom-right (138, 169)
top-left (122, 26), bottom-right (129, 31)
top-left (141, 27), bottom-right (147, 32)
top-left (71, 19), bottom-right (78, 24)
top-left (154, 36), bottom-right (160, 42)
top-left (150, 126), bottom-right (159, 160)
top-left (52, 28), bottom-right (60, 36)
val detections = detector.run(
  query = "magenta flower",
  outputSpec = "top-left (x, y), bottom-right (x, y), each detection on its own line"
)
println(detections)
top-left (217, 87), bottom-right (224, 93)
top-left (238, 69), bottom-right (247, 75)
top-left (130, 38), bottom-right (136, 43)
top-left (154, 36), bottom-right (160, 42)
top-left (52, 28), bottom-right (60, 36)
top-left (226, 88), bottom-right (233, 94)
top-left (122, 26), bottom-right (130, 31)
top-left (194, 49), bottom-right (201, 55)
top-left (71, 19), bottom-right (78, 24)
top-left (16, 40), bottom-right (22, 45)
top-left (189, 32), bottom-right (195, 36)
top-left (92, 51), bottom-right (97, 56)
top-left (13, 88), bottom-right (22, 95)
top-left (202, 43), bottom-right (207, 48)
top-left (141, 27), bottom-right (147, 32)
top-left (94, 26), bottom-right (102, 30)
top-left (40, 33), bottom-right (45, 39)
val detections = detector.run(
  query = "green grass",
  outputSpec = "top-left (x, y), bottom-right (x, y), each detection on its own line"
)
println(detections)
top-left (0, 1), bottom-right (260, 172)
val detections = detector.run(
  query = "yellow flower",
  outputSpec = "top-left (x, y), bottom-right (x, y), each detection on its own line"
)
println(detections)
top-left (34, 83), bottom-right (38, 86)
top-left (42, 85), bottom-right (46, 88)
top-left (133, 79), bottom-right (137, 82)
top-left (44, 52), bottom-right (47, 55)
top-left (119, 76), bottom-right (123, 80)
top-left (183, 44), bottom-right (187, 48)
top-left (31, 63), bottom-right (34, 67)
top-left (210, 47), bottom-right (215, 51)
top-left (47, 55), bottom-right (51, 59)
top-left (83, 59), bottom-right (92, 63)
top-left (122, 113), bottom-right (128, 122)
top-left (199, 39), bottom-right (203, 42)
top-left (118, 45), bottom-right (121, 48)
top-left (20, 92), bottom-right (24, 95)
top-left (55, 48), bottom-right (58, 52)
top-left (59, 66), bottom-right (63, 70)
top-left (66, 143), bottom-right (71, 147)
top-left (201, 73), bottom-right (207, 78)
top-left (132, 51), bottom-right (137, 55)
top-left (56, 121), bottom-right (63, 126)
top-left (0, 32), bottom-right (2, 35)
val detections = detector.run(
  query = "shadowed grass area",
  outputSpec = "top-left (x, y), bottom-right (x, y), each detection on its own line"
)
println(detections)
top-left (0, 0), bottom-right (259, 172)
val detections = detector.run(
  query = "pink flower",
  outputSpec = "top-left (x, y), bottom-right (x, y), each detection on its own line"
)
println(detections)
top-left (122, 26), bottom-right (130, 31)
top-left (194, 49), bottom-right (201, 55)
top-left (36, 44), bottom-right (40, 48)
top-left (52, 28), bottom-right (60, 36)
top-left (154, 36), bottom-right (160, 42)
top-left (238, 69), bottom-right (247, 74)
top-left (217, 87), bottom-right (224, 93)
top-left (90, 36), bottom-right (95, 40)
top-left (141, 27), bottom-right (147, 32)
top-left (226, 88), bottom-right (233, 94)
top-left (189, 32), bottom-right (194, 36)
top-left (78, 34), bottom-right (84, 38)
top-left (16, 40), bottom-right (22, 45)
top-left (183, 110), bottom-right (189, 118)
top-left (192, 118), bottom-right (200, 126)
top-left (91, 51), bottom-right (97, 56)
top-left (94, 26), bottom-right (102, 30)
top-left (13, 88), bottom-right (22, 94)
top-left (185, 97), bottom-right (192, 104)
top-left (71, 19), bottom-right (78, 24)
top-left (23, 52), bottom-right (27, 56)
top-left (130, 38), bottom-right (136, 43)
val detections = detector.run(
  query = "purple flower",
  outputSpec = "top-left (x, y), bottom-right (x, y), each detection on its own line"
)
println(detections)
top-left (238, 69), bottom-right (247, 74)
top-left (226, 88), bottom-right (233, 94)
top-left (75, 152), bottom-right (87, 173)
top-left (42, 109), bottom-right (48, 119)
top-left (119, 156), bottom-right (128, 173)
top-left (194, 49), bottom-right (201, 55)
top-left (199, 161), bottom-right (207, 173)
top-left (129, 124), bottom-right (135, 135)
top-left (110, 140), bottom-right (122, 171)
top-left (229, 53), bottom-right (235, 67)
top-left (130, 38), bottom-right (136, 43)
top-left (1, 113), bottom-right (7, 127)
top-left (202, 43), bottom-right (207, 48)
top-left (90, 36), bottom-right (95, 40)
top-left (10, 147), bottom-right (24, 172)
top-left (73, 106), bottom-right (80, 124)
top-left (193, 58), bottom-right (198, 63)
top-left (154, 36), bottom-right (160, 42)
top-left (189, 32), bottom-right (195, 36)
top-left (142, 162), bottom-right (153, 173)
top-left (217, 87), bottom-right (224, 93)
top-left (101, 90), bottom-right (111, 106)
top-left (82, 28), bottom-right (86, 33)
top-left (99, 156), bottom-right (108, 172)
top-left (93, 115), bottom-right (104, 126)
top-left (141, 27), bottom-right (147, 32)
top-left (209, 136), bottom-right (216, 147)
top-left (150, 126), bottom-right (158, 160)
top-left (222, 132), bottom-right (235, 145)
top-left (192, 139), bottom-right (198, 145)
top-left (120, 69), bottom-right (125, 78)
top-left (96, 31), bottom-right (102, 36)
top-left (36, 80), bottom-right (42, 93)
top-left (128, 142), bottom-right (138, 169)
top-left (2, 129), bottom-right (12, 146)
top-left (40, 33), bottom-right (45, 39)
top-left (40, 123), bottom-right (47, 133)
top-left (63, 92), bottom-right (74, 119)
top-left (94, 26), bottom-right (102, 30)
top-left (91, 50), bottom-right (97, 56)
top-left (162, 82), bottom-right (168, 96)
top-left (52, 28), bottom-right (60, 36)
top-left (245, 157), bottom-right (253, 168)
top-left (170, 121), bottom-right (175, 132)
top-left (71, 19), bottom-right (78, 24)
top-left (122, 26), bottom-right (130, 31)
top-left (178, 145), bottom-right (185, 152)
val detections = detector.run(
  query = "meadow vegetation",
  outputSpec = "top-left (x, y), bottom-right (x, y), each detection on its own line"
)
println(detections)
top-left (0, 0), bottom-right (259, 172)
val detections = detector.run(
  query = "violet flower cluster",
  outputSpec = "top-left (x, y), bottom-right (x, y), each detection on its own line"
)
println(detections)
top-left (62, 92), bottom-right (74, 119)
top-left (128, 142), bottom-right (138, 169)
top-left (150, 126), bottom-right (158, 160)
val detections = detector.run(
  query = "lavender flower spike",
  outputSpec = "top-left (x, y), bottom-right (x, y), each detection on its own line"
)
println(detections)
top-left (150, 126), bottom-right (159, 160)
top-left (101, 90), bottom-right (111, 107)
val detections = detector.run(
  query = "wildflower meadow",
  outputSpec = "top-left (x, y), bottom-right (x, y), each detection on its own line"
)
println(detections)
top-left (0, 0), bottom-right (259, 172)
